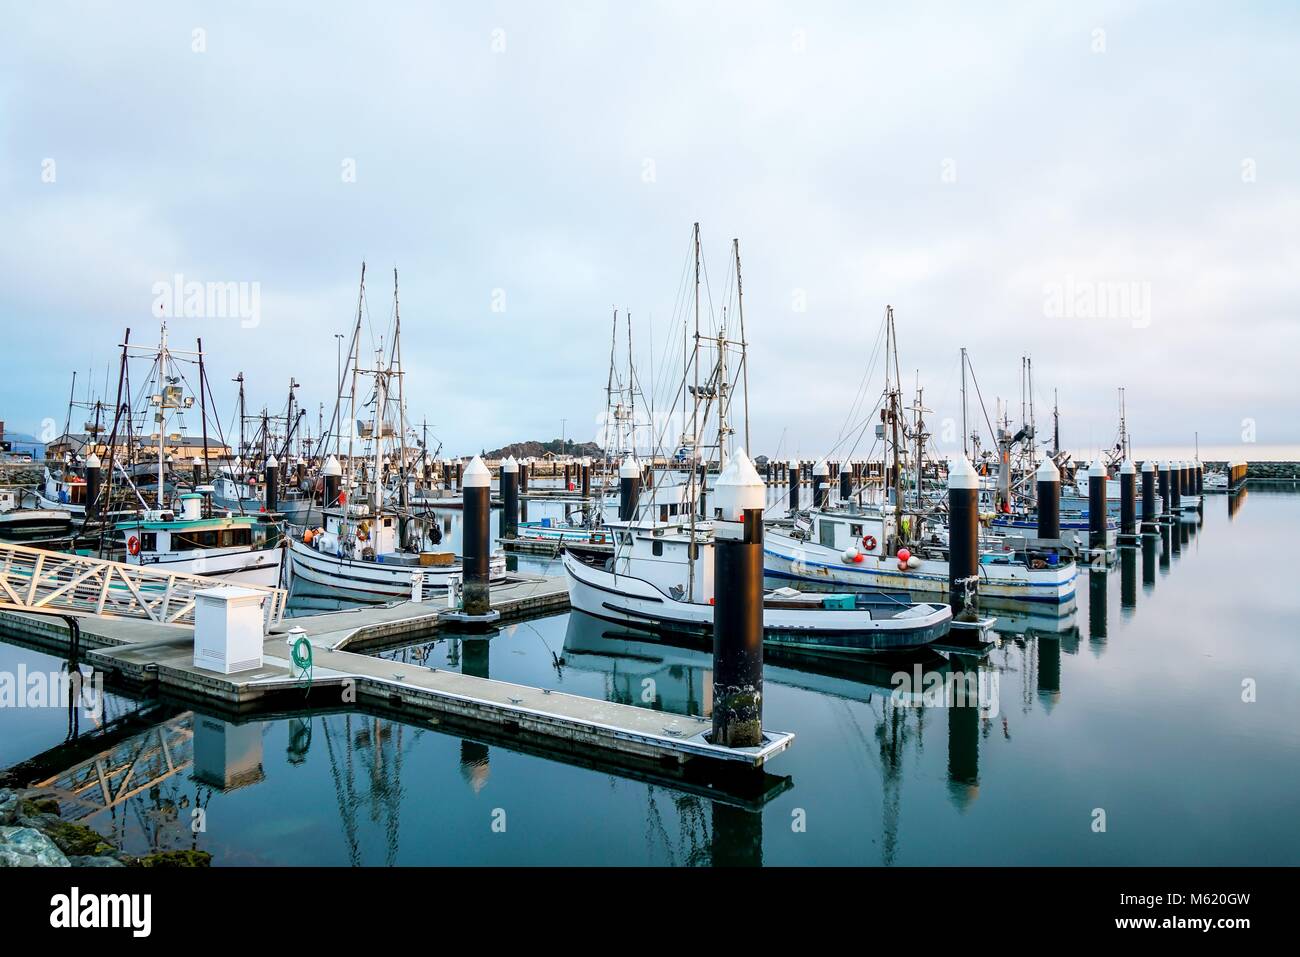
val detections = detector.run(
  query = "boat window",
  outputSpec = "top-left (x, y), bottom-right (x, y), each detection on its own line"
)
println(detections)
top-left (140, 533), bottom-right (156, 552)
top-left (652, 540), bottom-right (663, 557)
top-left (620, 532), bottom-right (633, 547)
top-left (850, 523), bottom-right (863, 537)
top-left (233, 528), bottom-right (251, 547)
top-left (819, 520), bottom-right (838, 548)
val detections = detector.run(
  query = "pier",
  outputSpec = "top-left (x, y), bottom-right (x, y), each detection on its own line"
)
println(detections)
top-left (0, 572), bottom-right (793, 781)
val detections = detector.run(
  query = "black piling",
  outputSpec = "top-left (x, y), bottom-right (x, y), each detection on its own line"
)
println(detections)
top-left (264, 456), bottom-right (279, 513)
top-left (1141, 460), bottom-right (1157, 532)
top-left (948, 456), bottom-right (980, 619)
top-left (1036, 458), bottom-right (1060, 541)
top-left (1119, 460), bottom-right (1136, 541)
top-left (461, 456), bottom-right (492, 616)
top-left (500, 455), bottom-right (520, 538)
top-left (839, 463), bottom-right (852, 502)
top-left (619, 456), bottom-right (642, 521)
top-left (85, 453), bottom-right (102, 522)
top-left (322, 455), bottom-right (342, 509)
top-left (711, 450), bottom-right (765, 749)
top-left (1088, 461), bottom-right (1107, 554)
top-left (787, 459), bottom-right (800, 514)
top-left (812, 460), bottom-right (829, 509)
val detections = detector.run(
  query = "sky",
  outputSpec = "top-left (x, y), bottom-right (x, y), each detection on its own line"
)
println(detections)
top-left (2, 1), bottom-right (1297, 461)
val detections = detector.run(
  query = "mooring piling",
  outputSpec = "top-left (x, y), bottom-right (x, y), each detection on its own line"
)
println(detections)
top-left (711, 448), bottom-right (765, 749)
top-left (948, 455), bottom-right (980, 619)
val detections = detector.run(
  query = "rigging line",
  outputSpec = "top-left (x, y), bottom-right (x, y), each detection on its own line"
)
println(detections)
top-left (965, 358), bottom-right (998, 448)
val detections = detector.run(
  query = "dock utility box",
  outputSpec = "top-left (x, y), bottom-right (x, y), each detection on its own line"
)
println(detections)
top-left (193, 586), bottom-right (269, 674)
top-left (419, 551), bottom-right (455, 566)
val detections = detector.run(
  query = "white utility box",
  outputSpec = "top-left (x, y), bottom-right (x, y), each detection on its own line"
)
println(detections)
top-left (193, 586), bottom-right (267, 674)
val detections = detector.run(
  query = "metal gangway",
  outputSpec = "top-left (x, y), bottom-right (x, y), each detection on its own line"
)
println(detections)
top-left (0, 541), bottom-right (287, 626)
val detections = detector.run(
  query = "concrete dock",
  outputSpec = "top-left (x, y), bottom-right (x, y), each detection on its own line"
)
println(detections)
top-left (0, 574), bottom-right (794, 781)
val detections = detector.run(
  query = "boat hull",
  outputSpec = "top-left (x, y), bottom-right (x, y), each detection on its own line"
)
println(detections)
top-left (763, 531), bottom-right (1076, 604)
top-left (287, 537), bottom-right (507, 604)
top-left (562, 551), bottom-right (951, 654)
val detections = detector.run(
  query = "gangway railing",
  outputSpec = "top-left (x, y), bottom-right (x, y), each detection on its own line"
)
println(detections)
top-left (0, 541), bottom-right (286, 626)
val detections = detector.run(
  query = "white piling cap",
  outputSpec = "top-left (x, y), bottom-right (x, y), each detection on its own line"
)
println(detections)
top-left (502, 455), bottom-right (519, 473)
top-left (322, 455), bottom-right (343, 477)
top-left (1035, 458), bottom-right (1059, 482)
top-left (265, 455), bottom-right (278, 469)
top-left (1142, 459), bottom-right (1155, 472)
top-left (463, 455), bottom-right (491, 488)
top-left (1159, 460), bottom-right (1170, 470)
top-left (948, 455), bottom-right (979, 490)
top-left (839, 461), bottom-right (851, 474)
top-left (619, 455), bottom-right (641, 478)
top-left (787, 459), bottom-right (799, 469)
top-left (1088, 460), bottom-right (1105, 478)
top-left (191, 455), bottom-right (203, 465)
top-left (715, 448), bottom-right (766, 519)
top-left (1120, 459), bottom-right (1135, 475)
top-left (813, 459), bottom-right (829, 476)
top-left (85, 452), bottom-right (101, 468)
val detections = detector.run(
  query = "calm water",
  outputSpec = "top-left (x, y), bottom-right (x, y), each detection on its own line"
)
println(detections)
top-left (2, 484), bottom-right (1298, 865)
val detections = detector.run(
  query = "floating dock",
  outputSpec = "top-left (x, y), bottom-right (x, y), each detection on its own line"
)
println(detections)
top-left (0, 573), bottom-right (794, 781)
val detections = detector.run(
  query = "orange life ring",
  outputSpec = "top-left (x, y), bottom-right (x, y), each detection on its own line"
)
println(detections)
top-left (127, 535), bottom-right (141, 556)
top-left (862, 535), bottom-right (877, 551)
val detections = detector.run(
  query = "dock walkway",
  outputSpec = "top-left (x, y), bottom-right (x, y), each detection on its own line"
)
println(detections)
top-left (0, 574), bottom-right (792, 776)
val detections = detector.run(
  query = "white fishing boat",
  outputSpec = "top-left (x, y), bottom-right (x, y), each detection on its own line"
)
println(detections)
top-left (764, 503), bottom-right (1076, 605)
top-left (287, 265), bottom-right (506, 604)
top-left (563, 452), bottom-right (952, 653)
top-left (561, 228), bottom-right (952, 653)
top-left (117, 493), bottom-right (283, 586)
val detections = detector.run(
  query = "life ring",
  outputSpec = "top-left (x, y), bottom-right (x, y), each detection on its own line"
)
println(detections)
top-left (127, 535), bottom-right (141, 556)
top-left (862, 535), bottom-right (877, 551)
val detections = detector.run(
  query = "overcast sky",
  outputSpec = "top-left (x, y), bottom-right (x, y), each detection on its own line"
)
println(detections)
top-left (2, 1), bottom-right (1297, 461)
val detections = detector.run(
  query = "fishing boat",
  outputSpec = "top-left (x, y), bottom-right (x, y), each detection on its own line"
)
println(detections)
top-left (0, 507), bottom-right (73, 539)
top-left (561, 227), bottom-right (952, 654)
top-left (763, 309), bottom-right (1076, 604)
top-left (563, 452), bottom-right (952, 653)
top-left (287, 265), bottom-right (506, 604)
top-left (117, 493), bottom-right (283, 586)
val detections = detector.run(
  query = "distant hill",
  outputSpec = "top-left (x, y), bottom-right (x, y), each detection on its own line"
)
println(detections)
top-left (485, 439), bottom-right (602, 460)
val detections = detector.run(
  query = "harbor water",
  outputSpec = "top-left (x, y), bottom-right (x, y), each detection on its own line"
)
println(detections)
top-left (2, 483), bottom-right (1297, 865)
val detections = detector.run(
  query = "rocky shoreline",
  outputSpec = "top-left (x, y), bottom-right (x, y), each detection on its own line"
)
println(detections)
top-left (0, 788), bottom-right (210, 867)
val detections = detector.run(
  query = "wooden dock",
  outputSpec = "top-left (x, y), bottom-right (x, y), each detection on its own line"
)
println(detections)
top-left (0, 574), bottom-right (794, 779)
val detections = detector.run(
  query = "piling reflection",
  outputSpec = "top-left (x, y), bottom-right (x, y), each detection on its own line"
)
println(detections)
top-left (1120, 546), bottom-right (1137, 616)
top-left (1089, 568), bottom-right (1108, 648)
top-left (1228, 487), bottom-right (1247, 519)
top-left (1160, 525), bottom-right (1171, 572)
top-left (1142, 533), bottom-right (1157, 591)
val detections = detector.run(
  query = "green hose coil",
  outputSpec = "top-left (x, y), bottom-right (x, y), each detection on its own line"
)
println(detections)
top-left (291, 634), bottom-right (313, 691)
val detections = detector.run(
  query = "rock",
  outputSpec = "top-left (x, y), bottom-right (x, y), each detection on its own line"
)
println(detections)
top-left (0, 826), bottom-right (71, 867)
top-left (135, 849), bottom-right (212, 868)
top-left (21, 796), bottom-right (61, 817)
top-left (43, 819), bottom-right (116, 858)
top-left (0, 789), bottom-right (18, 826)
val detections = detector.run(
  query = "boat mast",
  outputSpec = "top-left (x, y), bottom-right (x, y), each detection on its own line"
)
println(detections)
top-left (347, 263), bottom-right (365, 496)
top-left (960, 347), bottom-right (969, 459)
top-left (687, 222), bottom-right (701, 602)
top-left (394, 268), bottom-right (406, 502)
top-left (734, 238), bottom-right (750, 454)
top-left (156, 322), bottom-right (168, 507)
top-left (197, 337), bottom-right (210, 484)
